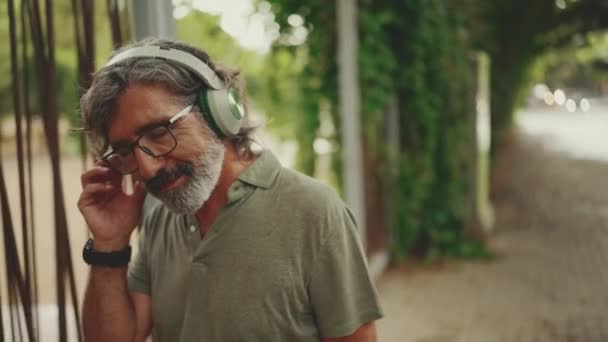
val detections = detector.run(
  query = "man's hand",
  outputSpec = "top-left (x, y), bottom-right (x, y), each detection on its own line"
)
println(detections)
top-left (78, 161), bottom-right (147, 250)
top-left (322, 322), bottom-right (378, 342)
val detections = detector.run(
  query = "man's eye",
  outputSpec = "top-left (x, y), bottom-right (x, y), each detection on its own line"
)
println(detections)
top-left (146, 127), bottom-right (169, 140)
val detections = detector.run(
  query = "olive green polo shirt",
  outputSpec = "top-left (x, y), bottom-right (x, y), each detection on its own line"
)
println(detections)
top-left (128, 150), bottom-right (383, 341)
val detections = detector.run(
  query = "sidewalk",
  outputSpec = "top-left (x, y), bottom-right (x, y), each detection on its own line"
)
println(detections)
top-left (376, 111), bottom-right (608, 341)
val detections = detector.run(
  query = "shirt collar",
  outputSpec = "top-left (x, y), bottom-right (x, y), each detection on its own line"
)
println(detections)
top-left (236, 149), bottom-right (281, 189)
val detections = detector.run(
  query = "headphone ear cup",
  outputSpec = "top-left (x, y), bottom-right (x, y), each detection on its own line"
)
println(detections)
top-left (205, 88), bottom-right (243, 136)
top-left (198, 89), bottom-right (225, 137)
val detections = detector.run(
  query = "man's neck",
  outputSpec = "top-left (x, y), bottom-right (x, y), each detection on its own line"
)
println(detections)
top-left (194, 146), bottom-right (253, 236)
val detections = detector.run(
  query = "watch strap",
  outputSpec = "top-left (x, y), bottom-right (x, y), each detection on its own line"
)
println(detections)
top-left (82, 238), bottom-right (131, 267)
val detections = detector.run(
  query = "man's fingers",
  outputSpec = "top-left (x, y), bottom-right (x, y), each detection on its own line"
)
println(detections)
top-left (81, 166), bottom-right (122, 188)
top-left (80, 182), bottom-right (115, 197)
top-left (78, 182), bottom-right (118, 207)
top-left (81, 167), bottom-right (109, 187)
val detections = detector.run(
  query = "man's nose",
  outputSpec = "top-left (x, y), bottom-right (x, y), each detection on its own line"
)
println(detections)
top-left (133, 147), bottom-right (166, 180)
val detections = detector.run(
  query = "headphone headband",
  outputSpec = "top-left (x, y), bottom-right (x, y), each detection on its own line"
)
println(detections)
top-left (105, 45), bottom-right (225, 90)
top-left (104, 44), bottom-right (243, 137)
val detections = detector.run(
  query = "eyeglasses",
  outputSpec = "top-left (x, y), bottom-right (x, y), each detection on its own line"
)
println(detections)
top-left (102, 104), bottom-right (193, 175)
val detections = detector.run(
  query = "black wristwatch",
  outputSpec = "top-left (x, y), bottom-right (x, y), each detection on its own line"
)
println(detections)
top-left (82, 239), bottom-right (132, 267)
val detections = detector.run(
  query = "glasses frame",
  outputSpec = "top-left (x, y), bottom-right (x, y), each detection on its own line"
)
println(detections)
top-left (102, 104), bottom-right (194, 175)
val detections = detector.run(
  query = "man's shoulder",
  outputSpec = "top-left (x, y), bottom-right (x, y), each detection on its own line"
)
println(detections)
top-left (265, 167), bottom-right (356, 238)
top-left (274, 166), bottom-right (344, 210)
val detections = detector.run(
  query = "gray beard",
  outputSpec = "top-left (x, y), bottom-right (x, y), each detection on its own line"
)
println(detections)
top-left (154, 139), bottom-right (225, 215)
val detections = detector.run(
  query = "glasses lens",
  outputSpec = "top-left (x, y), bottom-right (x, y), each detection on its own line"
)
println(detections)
top-left (105, 151), bottom-right (137, 174)
top-left (139, 126), bottom-right (176, 157)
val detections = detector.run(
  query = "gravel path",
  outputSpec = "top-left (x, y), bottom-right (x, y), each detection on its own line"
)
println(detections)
top-left (376, 110), bottom-right (608, 341)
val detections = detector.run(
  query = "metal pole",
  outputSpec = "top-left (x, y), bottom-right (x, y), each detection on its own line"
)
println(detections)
top-left (130, 0), bottom-right (175, 40)
top-left (337, 0), bottom-right (367, 248)
top-left (467, 52), bottom-right (494, 237)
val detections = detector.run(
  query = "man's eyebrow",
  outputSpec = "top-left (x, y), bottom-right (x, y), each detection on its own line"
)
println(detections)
top-left (135, 119), bottom-right (168, 135)
top-left (108, 139), bottom-right (131, 150)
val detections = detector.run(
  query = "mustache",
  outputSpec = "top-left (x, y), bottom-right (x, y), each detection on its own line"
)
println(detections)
top-left (146, 163), bottom-right (195, 194)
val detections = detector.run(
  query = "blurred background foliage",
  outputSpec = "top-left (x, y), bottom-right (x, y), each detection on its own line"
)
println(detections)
top-left (466, 0), bottom-right (608, 148)
top-left (2, 0), bottom-right (607, 261)
top-left (268, 0), bottom-right (481, 259)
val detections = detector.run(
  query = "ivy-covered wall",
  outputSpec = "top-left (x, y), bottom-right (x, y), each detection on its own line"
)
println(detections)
top-left (268, 0), bottom-right (484, 259)
top-left (360, 0), bottom-right (483, 258)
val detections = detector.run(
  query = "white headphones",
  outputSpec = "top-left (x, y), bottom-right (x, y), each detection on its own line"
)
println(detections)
top-left (105, 45), bottom-right (244, 137)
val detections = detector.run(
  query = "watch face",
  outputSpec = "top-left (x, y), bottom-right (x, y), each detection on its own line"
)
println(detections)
top-left (83, 239), bottom-right (95, 264)
top-left (85, 239), bottom-right (94, 251)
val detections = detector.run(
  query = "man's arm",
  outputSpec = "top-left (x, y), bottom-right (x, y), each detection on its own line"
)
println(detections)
top-left (322, 322), bottom-right (377, 342)
top-left (82, 266), bottom-right (135, 341)
top-left (79, 163), bottom-right (151, 341)
top-left (82, 265), bottom-right (153, 342)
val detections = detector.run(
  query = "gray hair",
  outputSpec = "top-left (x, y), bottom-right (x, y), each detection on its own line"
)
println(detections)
top-left (79, 38), bottom-right (255, 158)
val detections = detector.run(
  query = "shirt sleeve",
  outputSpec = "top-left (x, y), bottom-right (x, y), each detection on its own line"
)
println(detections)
top-left (308, 206), bottom-right (384, 338)
top-left (127, 223), bottom-right (151, 295)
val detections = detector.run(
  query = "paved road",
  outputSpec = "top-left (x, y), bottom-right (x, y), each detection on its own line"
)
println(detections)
top-left (376, 108), bottom-right (608, 341)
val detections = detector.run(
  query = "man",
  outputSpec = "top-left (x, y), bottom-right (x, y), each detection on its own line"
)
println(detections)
top-left (78, 38), bottom-right (382, 342)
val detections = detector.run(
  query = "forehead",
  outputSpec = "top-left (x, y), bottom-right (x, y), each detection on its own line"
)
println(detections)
top-left (107, 83), bottom-right (180, 144)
